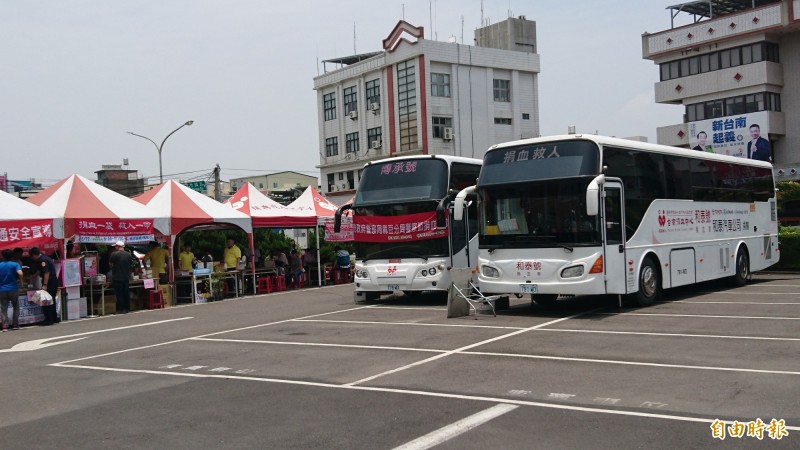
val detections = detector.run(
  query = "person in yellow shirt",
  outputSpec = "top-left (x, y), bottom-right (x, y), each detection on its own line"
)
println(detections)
top-left (143, 241), bottom-right (169, 282)
top-left (223, 238), bottom-right (241, 270)
top-left (178, 243), bottom-right (195, 272)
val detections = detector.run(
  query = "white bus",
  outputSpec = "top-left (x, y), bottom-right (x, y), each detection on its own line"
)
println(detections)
top-left (336, 155), bottom-right (482, 302)
top-left (454, 135), bottom-right (778, 306)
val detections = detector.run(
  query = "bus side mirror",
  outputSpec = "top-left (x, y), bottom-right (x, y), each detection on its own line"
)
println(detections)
top-left (436, 207), bottom-right (446, 229)
top-left (334, 204), bottom-right (352, 232)
top-left (453, 185), bottom-right (477, 221)
top-left (586, 175), bottom-right (604, 216)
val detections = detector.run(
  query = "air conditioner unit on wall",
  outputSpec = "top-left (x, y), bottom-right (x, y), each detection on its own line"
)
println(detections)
top-left (349, 111), bottom-right (358, 120)
top-left (369, 102), bottom-right (380, 112)
top-left (371, 140), bottom-right (382, 150)
top-left (443, 127), bottom-right (453, 140)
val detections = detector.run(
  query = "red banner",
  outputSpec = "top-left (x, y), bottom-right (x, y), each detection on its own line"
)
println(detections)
top-left (323, 217), bottom-right (353, 242)
top-left (0, 219), bottom-right (56, 251)
top-left (353, 211), bottom-right (448, 243)
top-left (75, 219), bottom-right (153, 236)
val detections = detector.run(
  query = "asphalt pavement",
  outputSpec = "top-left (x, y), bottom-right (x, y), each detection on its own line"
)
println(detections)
top-left (2, 273), bottom-right (799, 449)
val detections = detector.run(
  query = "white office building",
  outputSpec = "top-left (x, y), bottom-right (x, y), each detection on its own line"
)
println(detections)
top-left (313, 18), bottom-right (541, 202)
top-left (642, 0), bottom-right (800, 180)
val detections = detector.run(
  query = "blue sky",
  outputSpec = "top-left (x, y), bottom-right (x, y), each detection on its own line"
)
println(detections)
top-left (1, 1), bottom-right (691, 186)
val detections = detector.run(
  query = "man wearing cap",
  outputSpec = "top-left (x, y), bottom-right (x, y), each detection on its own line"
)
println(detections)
top-left (109, 241), bottom-right (132, 314)
top-left (29, 247), bottom-right (60, 325)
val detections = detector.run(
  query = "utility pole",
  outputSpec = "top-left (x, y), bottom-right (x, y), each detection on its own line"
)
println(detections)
top-left (214, 164), bottom-right (221, 201)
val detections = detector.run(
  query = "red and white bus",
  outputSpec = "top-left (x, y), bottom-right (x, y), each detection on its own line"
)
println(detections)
top-left (336, 155), bottom-right (482, 302)
top-left (454, 134), bottom-right (779, 306)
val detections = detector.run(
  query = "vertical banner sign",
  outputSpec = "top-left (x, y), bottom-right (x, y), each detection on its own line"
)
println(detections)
top-left (353, 211), bottom-right (448, 243)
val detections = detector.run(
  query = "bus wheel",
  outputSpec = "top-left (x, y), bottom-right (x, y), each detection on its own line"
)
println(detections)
top-left (732, 249), bottom-right (750, 287)
top-left (632, 258), bottom-right (660, 307)
top-left (531, 294), bottom-right (558, 307)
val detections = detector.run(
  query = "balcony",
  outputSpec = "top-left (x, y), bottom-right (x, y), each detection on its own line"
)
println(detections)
top-left (643, 2), bottom-right (784, 58)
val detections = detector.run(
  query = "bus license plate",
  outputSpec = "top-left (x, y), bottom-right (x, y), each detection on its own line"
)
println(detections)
top-left (388, 284), bottom-right (400, 292)
top-left (519, 284), bottom-right (537, 294)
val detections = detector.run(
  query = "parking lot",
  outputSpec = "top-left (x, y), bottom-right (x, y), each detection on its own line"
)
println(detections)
top-left (2, 273), bottom-right (799, 448)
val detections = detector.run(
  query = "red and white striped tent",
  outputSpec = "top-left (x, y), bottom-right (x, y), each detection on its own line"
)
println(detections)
top-left (27, 174), bottom-right (168, 245)
top-left (223, 182), bottom-right (291, 227)
top-left (134, 180), bottom-right (254, 286)
top-left (0, 189), bottom-right (64, 252)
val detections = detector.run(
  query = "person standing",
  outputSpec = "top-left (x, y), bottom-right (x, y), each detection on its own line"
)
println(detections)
top-left (109, 241), bottom-right (132, 314)
top-left (0, 249), bottom-right (23, 330)
top-left (143, 241), bottom-right (169, 283)
top-left (178, 243), bottom-right (196, 272)
top-left (223, 238), bottom-right (241, 271)
top-left (29, 247), bottom-right (59, 325)
top-left (288, 250), bottom-right (303, 288)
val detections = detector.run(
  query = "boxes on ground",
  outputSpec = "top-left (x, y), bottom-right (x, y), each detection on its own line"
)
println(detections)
top-left (66, 297), bottom-right (87, 320)
top-left (160, 284), bottom-right (172, 307)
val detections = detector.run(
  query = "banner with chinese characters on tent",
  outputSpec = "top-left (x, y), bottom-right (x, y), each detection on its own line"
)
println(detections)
top-left (0, 219), bottom-right (58, 252)
top-left (73, 219), bottom-right (155, 244)
top-left (322, 216), bottom-right (353, 241)
top-left (353, 211), bottom-right (447, 243)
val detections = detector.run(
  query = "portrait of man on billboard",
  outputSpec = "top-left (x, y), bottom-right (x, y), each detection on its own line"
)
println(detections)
top-left (747, 124), bottom-right (771, 162)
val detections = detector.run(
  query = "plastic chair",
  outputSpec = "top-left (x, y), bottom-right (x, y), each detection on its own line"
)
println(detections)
top-left (272, 275), bottom-right (286, 291)
top-left (451, 281), bottom-right (501, 320)
top-left (147, 290), bottom-right (164, 309)
top-left (257, 277), bottom-right (273, 294)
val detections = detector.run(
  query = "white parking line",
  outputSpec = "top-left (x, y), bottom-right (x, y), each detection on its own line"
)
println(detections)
top-left (392, 403), bottom-right (518, 450)
top-left (669, 301), bottom-right (800, 305)
top-left (368, 306), bottom-right (449, 311)
top-left (696, 292), bottom-right (800, 295)
top-left (539, 328), bottom-right (800, 342)
top-left (596, 312), bottom-right (800, 320)
top-left (192, 337), bottom-right (447, 353)
top-left (461, 351), bottom-right (800, 376)
top-left (46, 362), bottom-right (800, 431)
top-left (52, 305), bottom-right (374, 365)
top-left (343, 308), bottom-right (603, 387)
top-left (295, 319), bottom-right (526, 330)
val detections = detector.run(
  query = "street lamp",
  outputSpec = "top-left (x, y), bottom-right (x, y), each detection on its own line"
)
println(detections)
top-left (127, 120), bottom-right (194, 184)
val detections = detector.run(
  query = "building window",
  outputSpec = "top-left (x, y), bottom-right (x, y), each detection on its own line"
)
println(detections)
top-left (493, 79), bottom-right (510, 102)
top-left (325, 137), bottom-right (338, 157)
top-left (273, 182), bottom-right (278, 188)
top-left (327, 174), bottom-right (334, 192)
top-left (346, 132), bottom-right (359, 154)
top-left (397, 60), bottom-right (418, 152)
top-left (344, 86), bottom-right (357, 114)
top-left (323, 92), bottom-right (336, 121)
top-left (432, 116), bottom-right (452, 138)
top-left (522, 113), bottom-right (530, 120)
top-left (367, 127), bottom-right (382, 149)
top-left (685, 91), bottom-right (781, 121)
top-left (365, 79), bottom-right (380, 106)
top-left (259, 183), bottom-right (264, 189)
top-left (431, 73), bottom-right (450, 97)
top-left (494, 118), bottom-right (512, 125)
top-left (659, 42), bottom-right (779, 81)
top-left (338, 172), bottom-right (344, 181)
top-left (347, 171), bottom-right (355, 190)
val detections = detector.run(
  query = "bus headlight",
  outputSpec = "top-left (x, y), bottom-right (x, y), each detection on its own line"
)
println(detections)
top-left (482, 265), bottom-right (500, 278)
top-left (421, 269), bottom-right (428, 277)
top-left (428, 267), bottom-right (437, 276)
top-left (561, 265), bottom-right (584, 278)
top-left (355, 269), bottom-right (368, 279)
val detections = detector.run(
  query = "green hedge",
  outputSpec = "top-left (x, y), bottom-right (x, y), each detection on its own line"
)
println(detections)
top-left (774, 232), bottom-right (800, 271)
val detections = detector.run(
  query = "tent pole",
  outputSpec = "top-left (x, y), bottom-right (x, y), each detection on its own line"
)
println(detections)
top-left (316, 224), bottom-right (322, 287)
top-left (248, 232), bottom-right (256, 294)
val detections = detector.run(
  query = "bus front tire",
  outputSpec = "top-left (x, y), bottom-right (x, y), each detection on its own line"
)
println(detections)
top-left (732, 249), bottom-right (750, 287)
top-left (631, 257), bottom-right (660, 307)
top-left (531, 294), bottom-right (558, 307)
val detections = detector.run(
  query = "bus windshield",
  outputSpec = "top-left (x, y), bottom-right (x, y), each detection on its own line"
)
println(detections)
top-left (480, 178), bottom-right (601, 248)
top-left (356, 159), bottom-right (448, 205)
top-left (479, 140), bottom-right (599, 185)
top-left (353, 201), bottom-right (449, 260)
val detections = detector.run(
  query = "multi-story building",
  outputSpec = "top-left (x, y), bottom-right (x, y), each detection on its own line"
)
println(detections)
top-left (313, 17), bottom-right (541, 202)
top-left (642, 0), bottom-right (800, 180)
top-left (229, 171), bottom-right (318, 193)
top-left (95, 164), bottom-right (145, 197)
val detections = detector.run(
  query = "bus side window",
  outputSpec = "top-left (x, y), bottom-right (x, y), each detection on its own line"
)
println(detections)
top-left (604, 188), bottom-right (623, 244)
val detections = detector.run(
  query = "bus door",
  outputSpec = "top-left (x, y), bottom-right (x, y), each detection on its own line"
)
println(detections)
top-left (603, 181), bottom-right (627, 294)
